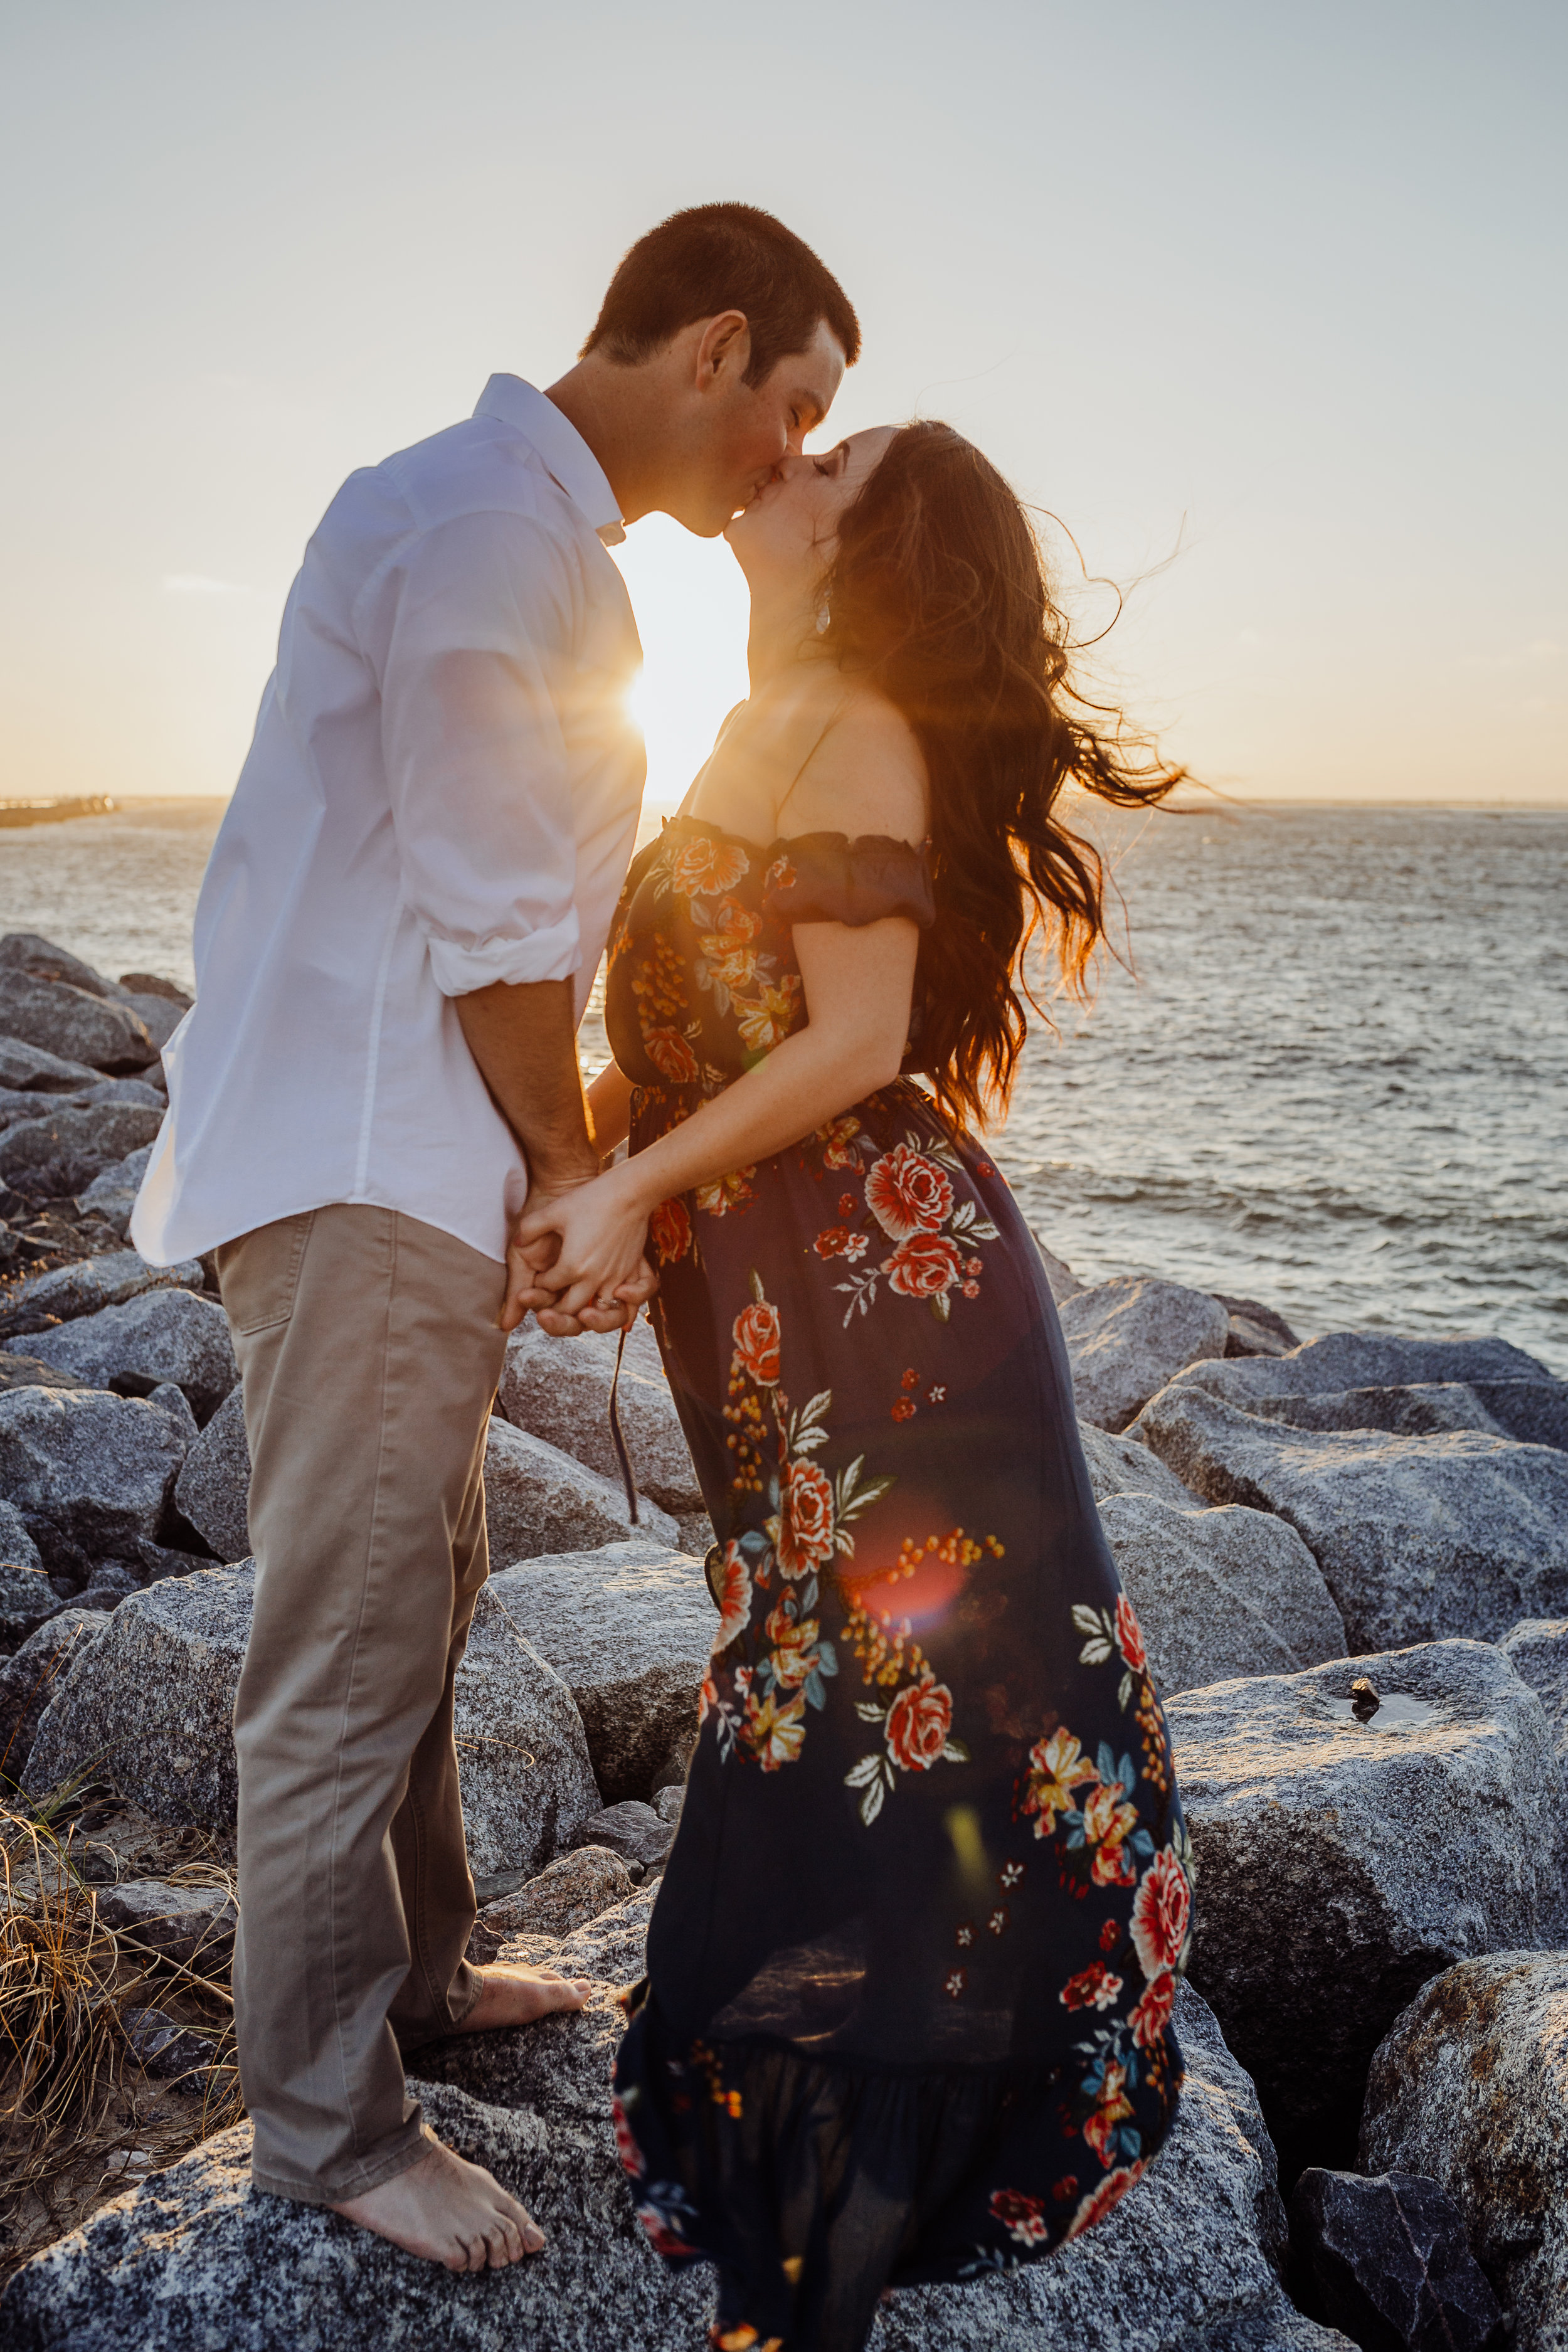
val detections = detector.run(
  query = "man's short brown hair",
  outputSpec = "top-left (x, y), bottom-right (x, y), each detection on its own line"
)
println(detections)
top-left (581, 203), bottom-right (861, 387)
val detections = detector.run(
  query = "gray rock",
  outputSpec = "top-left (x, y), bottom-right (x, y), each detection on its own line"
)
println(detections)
top-left (0, 1353), bottom-right (92, 1397)
top-left (1500, 1619), bottom-right (1568, 1769)
top-left (0, 1248), bottom-right (204, 1343)
top-left (117, 972), bottom-right (192, 1009)
top-left (120, 2006), bottom-right (219, 2091)
top-left (1059, 1276), bottom-right (1232, 1432)
top-left (1287, 2166), bottom-right (1505, 2352)
top-left (483, 1418), bottom-right (677, 1565)
top-left (0, 1498), bottom-right (49, 1624)
top-left (569, 1799), bottom-right (673, 1874)
top-left (24, 1562), bottom-right (255, 1823)
top-left (78, 1564), bottom-right (142, 1613)
top-left (1362, 1951), bottom-right (1568, 2352)
top-left (115, 993), bottom-right (186, 1050)
top-left (171, 1384), bottom-right (250, 1561)
top-left (0, 1384), bottom-right (192, 1574)
top-left (0, 1100), bottom-right (165, 1204)
top-left (1133, 1386), bottom-right (1568, 1653)
top-left (1079, 1419), bottom-right (1205, 1510)
top-left (653, 1783), bottom-right (683, 1825)
top-left (451, 1582), bottom-right (601, 1876)
top-left (1098, 1493), bottom-right (1347, 1695)
top-left (14, 1288), bottom-right (237, 1422)
top-left (0, 1562), bottom-right (61, 1650)
top-left (0, 932), bottom-right (128, 1002)
top-left (489, 1542), bottom-right (712, 1803)
top-left (477, 1845), bottom-right (634, 1939)
top-left (26, 1560), bottom-right (599, 1876)
top-left (97, 1877), bottom-right (238, 1970)
top-left (77, 1145), bottom-right (154, 1239)
top-left (0, 1036), bottom-right (104, 1093)
top-left (498, 1318), bottom-right (704, 1517)
top-left (1240, 1380), bottom-right (1568, 1449)
top-left (1166, 1640), bottom-right (1565, 2164)
top-left (1215, 1295), bottom-right (1303, 1360)
top-left (0, 1607), bottom-right (107, 1781)
top-left (1162, 1328), bottom-right (1554, 1407)
top-left (0, 971), bottom-right (155, 1074)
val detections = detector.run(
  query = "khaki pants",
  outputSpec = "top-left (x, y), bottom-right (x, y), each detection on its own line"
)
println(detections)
top-left (215, 1205), bottom-right (509, 2202)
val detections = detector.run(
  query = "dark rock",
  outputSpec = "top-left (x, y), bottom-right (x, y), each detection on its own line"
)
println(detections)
top-left (569, 1799), bottom-right (673, 1873)
top-left (499, 1318), bottom-right (704, 1518)
top-left (489, 1541), bottom-right (712, 1803)
top-left (76, 1145), bottom-right (153, 1239)
top-left (98, 1877), bottom-right (238, 1971)
top-left (171, 1384), bottom-right (250, 1560)
top-left (115, 993), bottom-right (184, 1050)
top-left (653, 1783), bottom-right (682, 1825)
top-left (0, 972), bottom-right (156, 1074)
top-left (0, 1606), bottom-right (107, 1780)
top-left (0, 1563), bottom-right (61, 1650)
top-left (78, 1563), bottom-right (140, 1612)
top-left (1133, 1385), bottom-right (1568, 1653)
top-left (0, 933), bottom-right (126, 1002)
top-left (1288, 2166), bottom-right (1505, 2351)
top-left (117, 973), bottom-right (191, 1007)
top-left (1163, 1329), bottom-right (1553, 1406)
top-left (0, 1101), bottom-right (165, 1204)
top-left (0, 1247), bottom-right (204, 1343)
top-left (1216, 1295), bottom-right (1303, 1357)
top-left (119, 2006), bottom-right (218, 2092)
top-left (1230, 1380), bottom-right (1568, 1454)
top-left (14, 1288), bottom-right (237, 1421)
top-left (1362, 1951), bottom-right (1568, 2351)
top-left (0, 1384), bottom-right (193, 1574)
top-left (1059, 1276), bottom-right (1231, 1431)
top-left (1098, 1491), bottom-right (1347, 1693)
top-left (0, 1037), bottom-right (103, 1093)
top-left (1166, 1639), bottom-right (1565, 2175)
top-left (484, 1417), bottom-right (677, 1564)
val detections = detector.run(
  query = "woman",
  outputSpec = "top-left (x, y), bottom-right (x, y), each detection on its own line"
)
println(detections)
top-left (517, 421), bottom-right (1194, 2351)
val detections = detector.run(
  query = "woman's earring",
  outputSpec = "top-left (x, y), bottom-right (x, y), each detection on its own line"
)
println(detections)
top-left (815, 600), bottom-right (832, 636)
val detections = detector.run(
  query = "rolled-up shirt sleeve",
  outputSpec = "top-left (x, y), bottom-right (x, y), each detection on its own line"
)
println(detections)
top-left (377, 508), bottom-right (581, 995)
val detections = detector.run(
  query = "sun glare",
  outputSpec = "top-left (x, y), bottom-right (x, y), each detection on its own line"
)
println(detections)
top-left (613, 516), bottom-right (751, 815)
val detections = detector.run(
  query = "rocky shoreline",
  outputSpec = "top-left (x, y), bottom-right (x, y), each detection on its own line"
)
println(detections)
top-left (0, 928), bottom-right (1564, 2350)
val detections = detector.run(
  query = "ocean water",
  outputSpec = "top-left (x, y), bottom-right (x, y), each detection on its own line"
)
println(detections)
top-left (1, 797), bottom-right (1562, 1374)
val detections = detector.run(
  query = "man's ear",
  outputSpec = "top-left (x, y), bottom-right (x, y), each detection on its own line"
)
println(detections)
top-left (694, 310), bottom-right (752, 392)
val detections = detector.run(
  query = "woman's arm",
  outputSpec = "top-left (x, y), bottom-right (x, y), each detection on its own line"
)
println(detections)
top-left (511, 913), bottom-right (919, 1323)
top-left (586, 1059), bottom-right (636, 1157)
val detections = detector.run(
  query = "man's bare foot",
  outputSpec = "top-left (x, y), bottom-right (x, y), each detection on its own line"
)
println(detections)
top-left (456, 1963), bottom-right (594, 2033)
top-left (329, 2135), bottom-right (543, 2270)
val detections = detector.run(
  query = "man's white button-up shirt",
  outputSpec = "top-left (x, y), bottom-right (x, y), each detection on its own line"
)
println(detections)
top-left (132, 376), bottom-right (645, 1268)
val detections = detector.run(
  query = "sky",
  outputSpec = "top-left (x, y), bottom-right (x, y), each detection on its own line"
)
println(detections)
top-left (1, 0), bottom-right (1563, 809)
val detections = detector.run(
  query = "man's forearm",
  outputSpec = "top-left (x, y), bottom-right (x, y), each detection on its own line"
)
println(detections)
top-left (455, 977), bottom-right (600, 1191)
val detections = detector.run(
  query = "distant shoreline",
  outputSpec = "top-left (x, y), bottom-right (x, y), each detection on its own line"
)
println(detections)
top-left (0, 797), bottom-right (117, 830)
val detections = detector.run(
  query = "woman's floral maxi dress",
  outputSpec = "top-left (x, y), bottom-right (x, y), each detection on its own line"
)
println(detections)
top-left (607, 818), bottom-right (1192, 2352)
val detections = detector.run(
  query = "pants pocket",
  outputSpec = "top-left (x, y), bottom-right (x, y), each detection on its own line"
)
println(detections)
top-left (215, 1210), bottom-right (316, 1335)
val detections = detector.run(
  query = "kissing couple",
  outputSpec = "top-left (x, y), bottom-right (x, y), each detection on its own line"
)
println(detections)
top-left (135, 202), bottom-right (1194, 2352)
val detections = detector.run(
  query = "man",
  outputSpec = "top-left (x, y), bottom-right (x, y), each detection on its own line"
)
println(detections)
top-left (132, 203), bottom-right (858, 2270)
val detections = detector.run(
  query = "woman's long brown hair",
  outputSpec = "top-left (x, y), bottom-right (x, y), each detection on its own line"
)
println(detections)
top-left (819, 421), bottom-right (1183, 1130)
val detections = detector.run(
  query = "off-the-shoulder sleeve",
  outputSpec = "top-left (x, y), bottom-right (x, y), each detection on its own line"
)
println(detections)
top-left (763, 833), bottom-right (936, 930)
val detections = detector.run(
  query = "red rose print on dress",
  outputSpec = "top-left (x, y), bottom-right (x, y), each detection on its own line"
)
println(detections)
top-left (990, 2188), bottom-right (1051, 2248)
top-left (1083, 2060), bottom-right (1135, 2168)
top-left (866, 1143), bottom-right (955, 1241)
top-left (732, 1300), bottom-right (781, 1388)
top-left (649, 1197), bottom-right (691, 1267)
top-left (669, 835), bottom-right (749, 897)
top-left (1060, 1959), bottom-right (1124, 2013)
top-left (711, 1542), bottom-right (752, 1655)
top-left (772, 1459), bottom-right (835, 1579)
top-left (1131, 1847), bottom-right (1192, 1979)
top-left (644, 1027), bottom-right (699, 1084)
top-left (883, 1230), bottom-right (963, 1301)
top-left (1065, 2162), bottom-right (1145, 2240)
top-left (1130, 1966), bottom-right (1177, 2048)
top-left (611, 2093), bottom-right (645, 2178)
top-left (886, 1669), bottom-right (955, 1771)
top-left (813, 1226), bottom-right (868, 1261)
top-left (1115, 1594), bottom-right (1148, 1675)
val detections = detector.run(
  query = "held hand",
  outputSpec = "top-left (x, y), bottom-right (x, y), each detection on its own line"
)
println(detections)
top-left (503, 1171), bottom-right (659, 1336)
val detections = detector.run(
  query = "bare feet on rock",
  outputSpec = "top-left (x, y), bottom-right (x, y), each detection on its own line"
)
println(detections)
top-left (457, 1963), bottom-right (594, 2032)
top-left (329, 2134), bottom-right (543, 2270)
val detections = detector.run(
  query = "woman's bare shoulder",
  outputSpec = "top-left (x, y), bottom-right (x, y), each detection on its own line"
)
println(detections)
top-left (781, 682), bottom-right (928, 845)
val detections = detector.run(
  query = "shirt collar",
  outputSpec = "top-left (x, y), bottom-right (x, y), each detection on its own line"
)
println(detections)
top-left (473, 374), bottom-right (626, 547)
